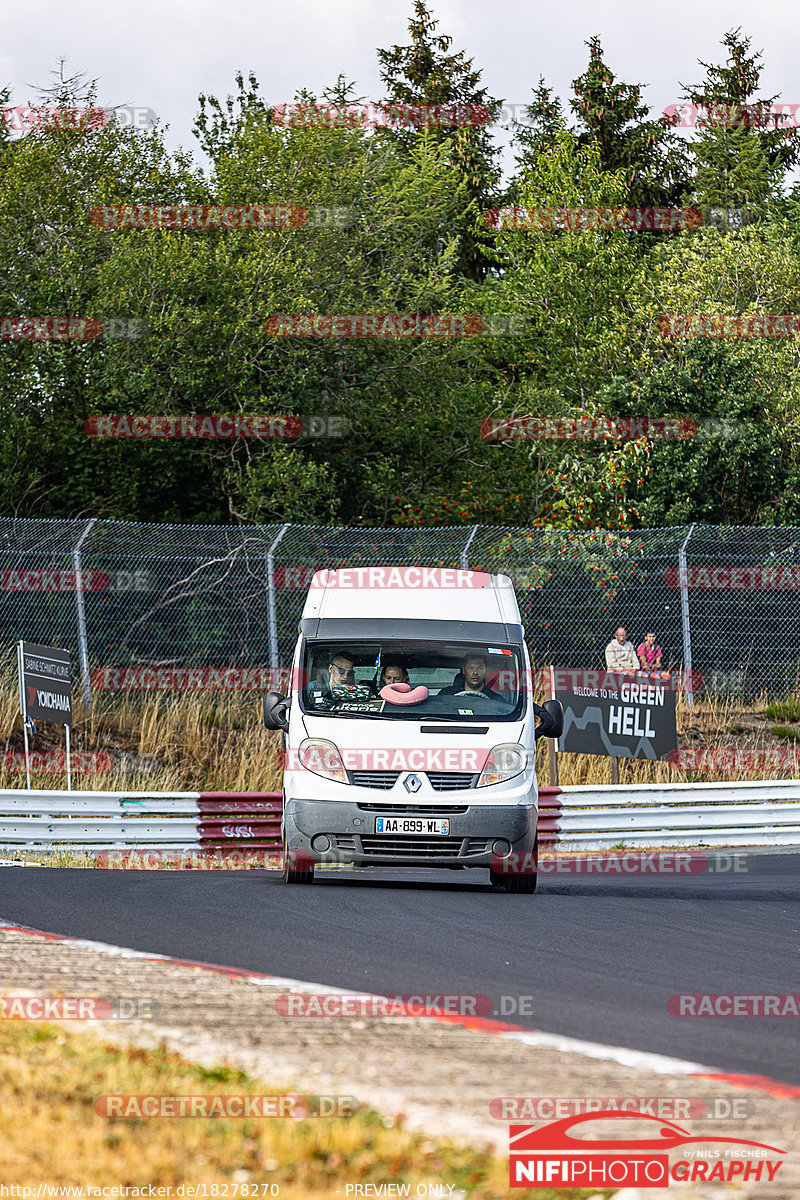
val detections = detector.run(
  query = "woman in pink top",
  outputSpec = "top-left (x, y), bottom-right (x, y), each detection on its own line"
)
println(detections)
top-left (637, 631), bottom-right (670, 679)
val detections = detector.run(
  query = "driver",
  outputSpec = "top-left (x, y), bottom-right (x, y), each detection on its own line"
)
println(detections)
top-left (327, 651), bottom-right (356, 689)
top-left (308, 650), bottom-right (356, 700)
top-left (438, 651), bottom-right (503, 700)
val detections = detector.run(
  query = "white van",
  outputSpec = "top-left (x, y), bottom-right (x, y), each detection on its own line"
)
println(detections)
top-left (263, 567), bottom-right (562, 892)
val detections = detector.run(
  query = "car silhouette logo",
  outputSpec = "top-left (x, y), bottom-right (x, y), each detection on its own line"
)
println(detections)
top-left (510, 1111), bottom-right (784, 1154)
top-left (404, 774), bottom-right (422, 794)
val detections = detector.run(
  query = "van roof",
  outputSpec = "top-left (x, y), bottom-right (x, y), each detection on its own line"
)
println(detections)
top-left (299, 568), bottom-right (522, 637)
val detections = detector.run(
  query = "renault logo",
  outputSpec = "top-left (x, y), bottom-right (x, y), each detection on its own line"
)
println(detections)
top-left (404, 773), bottom-right (422, 794)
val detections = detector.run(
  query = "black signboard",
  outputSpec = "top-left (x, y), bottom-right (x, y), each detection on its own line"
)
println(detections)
top-left (18, 642), bottom-right (72, 726)
top-left (553, 670), bottom-right (677, 760)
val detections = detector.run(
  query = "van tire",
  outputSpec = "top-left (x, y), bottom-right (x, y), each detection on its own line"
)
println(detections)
top-left (282, 843), bottom-right (315, 884)
top-left (503, 871), bottom-right (537, 894)
top-left (283, 863), bottom-right (315, 884)
top-left (490, 834), bottom-right (538, 893)
top-left (490, 869), bottom-right (537, 894)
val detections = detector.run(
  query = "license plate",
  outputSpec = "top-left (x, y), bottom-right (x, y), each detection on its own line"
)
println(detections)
top-left (375, 817), bottom-right (450, 835)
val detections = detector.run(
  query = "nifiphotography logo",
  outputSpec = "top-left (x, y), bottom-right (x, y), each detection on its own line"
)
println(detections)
top-left (508, 1111), bottom-right (785, 1188)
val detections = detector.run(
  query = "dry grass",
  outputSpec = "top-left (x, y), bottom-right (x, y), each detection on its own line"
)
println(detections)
top-left (0, 685), bottom-right (284, 793)
top-left (0, 1022), bottom-right (598, 1199)
top-left (1, 681), bottom-right (799, 795)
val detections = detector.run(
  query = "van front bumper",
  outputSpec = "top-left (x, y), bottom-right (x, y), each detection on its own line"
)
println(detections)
top-left (283, 797), bottom-right (536, 868)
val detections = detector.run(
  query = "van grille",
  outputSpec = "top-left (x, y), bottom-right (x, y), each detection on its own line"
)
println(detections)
top-left (426, 772), bottom-right (477, 791)
top-left (349, 771), bottom-right (401, 790)
top-left (358, 836), bottom-right (464, 859)
top-left (327, 834), bottom-right (494, 860)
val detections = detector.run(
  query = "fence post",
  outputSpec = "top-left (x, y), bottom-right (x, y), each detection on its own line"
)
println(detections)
top-left (460, 525), bottom-right (479, 569)
top-left (266, 524), bottom-right (289, 684)
top-left (678, 523), bottom-right (696, 706)
top-left (73, 518), bottom-right (98, 711)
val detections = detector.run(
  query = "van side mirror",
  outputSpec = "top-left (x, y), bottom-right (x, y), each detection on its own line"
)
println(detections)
top-left (263, 691), bottom-right (289, 732)
top-left (534, 699), bottom-right (564, 741)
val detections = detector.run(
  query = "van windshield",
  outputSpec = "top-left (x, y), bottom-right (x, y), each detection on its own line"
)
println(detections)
top-left (300, 640), bottom-right (524, 721)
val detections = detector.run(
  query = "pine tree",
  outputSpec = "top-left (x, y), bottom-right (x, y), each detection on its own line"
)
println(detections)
top-left (681, 29), bottom-right (800, 213)
top-left (513, 38), bottom-right (688, 207)
top-left (511, 81), bottom-right (565, 168)
top-left (376, 1), bottom-right (501, 280)
top-left (570, 37), bottom-right (688, 205)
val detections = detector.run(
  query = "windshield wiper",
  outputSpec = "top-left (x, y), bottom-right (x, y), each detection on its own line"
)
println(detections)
top-left (400, 712), bottom-right (487, 721)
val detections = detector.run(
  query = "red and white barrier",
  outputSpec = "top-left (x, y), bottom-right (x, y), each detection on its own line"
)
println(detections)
top-left (1, 782), bottom-right (798, 852)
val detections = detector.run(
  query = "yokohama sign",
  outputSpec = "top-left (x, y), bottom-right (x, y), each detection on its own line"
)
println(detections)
top-left (18, 642), bottom-right (72, 726)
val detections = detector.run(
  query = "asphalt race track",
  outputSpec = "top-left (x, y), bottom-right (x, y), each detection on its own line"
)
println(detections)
top-left (1, 854), bottom-right (798, 1085)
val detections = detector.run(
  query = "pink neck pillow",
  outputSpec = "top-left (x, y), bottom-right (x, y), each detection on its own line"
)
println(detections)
top-left (379, 682), bottom-right (430, 706)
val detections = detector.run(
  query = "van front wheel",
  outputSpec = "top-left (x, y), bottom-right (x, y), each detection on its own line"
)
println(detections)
top-left (490, 835), bottom-right (537, 893)
top-left (283, 864), bottom-right (314, 884)
top-left (490, 869), bottom-right (537, 894)
top-left (282, 845), bottom-right (315, 885)
top-left (501, 871), bottom-right (537, 894)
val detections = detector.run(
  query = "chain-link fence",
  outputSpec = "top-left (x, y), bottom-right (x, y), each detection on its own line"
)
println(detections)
top-left (0, 517), bottom-right (798, 704)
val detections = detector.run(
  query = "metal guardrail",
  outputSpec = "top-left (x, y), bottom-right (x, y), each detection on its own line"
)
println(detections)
top-left (544, 781), bottom-right (800, 848)
top-left (0, 784), bottom-right (798, 853)
top-left (0, 791), bottom-right (281, 850)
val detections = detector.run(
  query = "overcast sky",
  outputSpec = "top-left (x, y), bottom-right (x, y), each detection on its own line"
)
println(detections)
top-left (3, 0), bottom-right (798, 176)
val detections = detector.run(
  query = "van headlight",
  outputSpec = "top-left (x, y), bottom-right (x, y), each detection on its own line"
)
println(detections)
top-left (477, 743), bottom-right (527, 787)
top-left (298, 738), bottom-right (348, 784)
